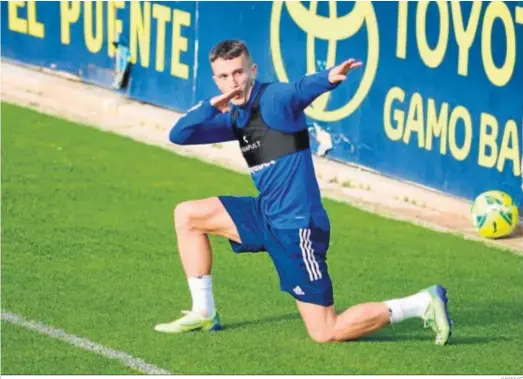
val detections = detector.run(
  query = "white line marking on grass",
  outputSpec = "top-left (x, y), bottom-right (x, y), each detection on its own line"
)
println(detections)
top-left (1, 310), bottom-right (172, 375)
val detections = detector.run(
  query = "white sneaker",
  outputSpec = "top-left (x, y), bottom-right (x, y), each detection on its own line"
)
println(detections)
top-left (422, 285), bottom-right (453, 345)
top-left (154, 310), bottom-right (221, 333)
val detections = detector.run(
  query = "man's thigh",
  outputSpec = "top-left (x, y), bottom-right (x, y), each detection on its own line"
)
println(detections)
top-left (179, 197), bottom-right (241, 242)
top-left (268, 227), bottom-right (333, 306)
top-left (218, 196), bottom-right (266, 253)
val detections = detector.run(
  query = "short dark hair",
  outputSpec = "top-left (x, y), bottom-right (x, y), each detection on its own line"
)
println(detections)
top-left (209, 40), bottom-right (251, 63)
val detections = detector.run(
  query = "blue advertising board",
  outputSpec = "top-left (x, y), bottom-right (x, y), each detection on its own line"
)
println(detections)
top-left (2, 1), bottom-right (522, 205)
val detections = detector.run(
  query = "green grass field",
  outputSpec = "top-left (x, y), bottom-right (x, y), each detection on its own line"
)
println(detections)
top-left (1, 102), bottom-right (522, 374)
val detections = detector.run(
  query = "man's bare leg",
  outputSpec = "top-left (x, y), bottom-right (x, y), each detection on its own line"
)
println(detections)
top-left (154, 197), bottom-right (240, 332)
top-left (173, 197), bottom-right (240, 277)
top-left (296, 301), bottom-right (390, 343)
top-left (174, 197), bottom-right (241, 315)
top-left (297, 285), bottom-right (452, 344)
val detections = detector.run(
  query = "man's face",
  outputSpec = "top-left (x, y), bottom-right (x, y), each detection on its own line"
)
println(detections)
top-left (211, 53), bottom-right (257, 106)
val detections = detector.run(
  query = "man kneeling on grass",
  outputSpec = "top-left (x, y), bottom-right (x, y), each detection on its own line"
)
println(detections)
top-left (155, 40), bottom-right (453, 345)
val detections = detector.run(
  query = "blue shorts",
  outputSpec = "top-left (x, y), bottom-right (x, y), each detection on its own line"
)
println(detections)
top-left (218, 196), bottom-right (333, 306)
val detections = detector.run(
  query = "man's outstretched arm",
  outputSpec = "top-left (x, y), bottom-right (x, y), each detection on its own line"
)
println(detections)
top-left (265, 58), bottom-right (363, 117)
top-left (170, 88), bottom-right (242, 145)
top-left (169, 100), bottom-right (235, 145)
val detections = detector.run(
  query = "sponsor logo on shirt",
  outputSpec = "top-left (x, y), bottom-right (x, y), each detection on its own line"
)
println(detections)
top-left (241, 140), bottom-right (262, 153)
top-left (249, 160), bottom-right (276, 173)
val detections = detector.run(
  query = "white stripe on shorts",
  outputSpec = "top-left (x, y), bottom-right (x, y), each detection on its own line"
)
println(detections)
top-left (304, 229), bottom-right (322, 280)
top-left (299, 228), bottom-right (315, 281)
top-left (300, 229), bottom-right (322, 281)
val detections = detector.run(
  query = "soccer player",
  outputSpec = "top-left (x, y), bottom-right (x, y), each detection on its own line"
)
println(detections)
top-left (155, 40), bottom-right (453, 344)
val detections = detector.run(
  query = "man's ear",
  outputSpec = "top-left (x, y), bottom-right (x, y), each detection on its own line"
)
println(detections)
top-left (250, 63), bottom-right (258, 80)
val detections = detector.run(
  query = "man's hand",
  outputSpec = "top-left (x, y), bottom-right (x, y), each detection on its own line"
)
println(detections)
top-left (328, 58), bottom-right (363, 84)
top-left (210, 88), bottom-right (242, 113)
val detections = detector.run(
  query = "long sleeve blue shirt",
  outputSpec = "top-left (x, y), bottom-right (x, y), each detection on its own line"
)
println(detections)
top-left (169, 69), bottom-right (338, 229)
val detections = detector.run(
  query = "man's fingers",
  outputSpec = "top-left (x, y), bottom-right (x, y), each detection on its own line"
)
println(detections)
top-left (212, 88), bottom-right (241, 106)
top-left (220, 88), bottom-right (241, 100)
top-left (339, 61), bottom-right (352, 72)
top-left (334, 59), bottom-right (362, 75)
top-left (331, 75), bottom-right (347, 83)
top-left (340, 60), bottom-right (363, 74)
top-left (345, 59), bottom-right (362, 68)
top-left (328, 59), bottom-right (363, 83)
top-left (226, 88), bottom-right (242, 99)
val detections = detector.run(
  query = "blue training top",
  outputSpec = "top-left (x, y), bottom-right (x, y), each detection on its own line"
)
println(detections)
top-left (169, 69), bottom-right (339, 230)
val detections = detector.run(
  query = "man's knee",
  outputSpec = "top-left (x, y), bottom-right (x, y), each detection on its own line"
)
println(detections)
top-left (174, 201), bottom-right (197, 231)
top-left (297, 301), bottom-right (338, 343)
top-left (174, 198), bottom-right (224, 234)
top-left (306, 327), bottom-right (335, 344)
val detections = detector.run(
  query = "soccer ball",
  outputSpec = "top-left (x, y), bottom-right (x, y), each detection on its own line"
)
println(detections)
top-left (471, 190), bottom-right (519, 239)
